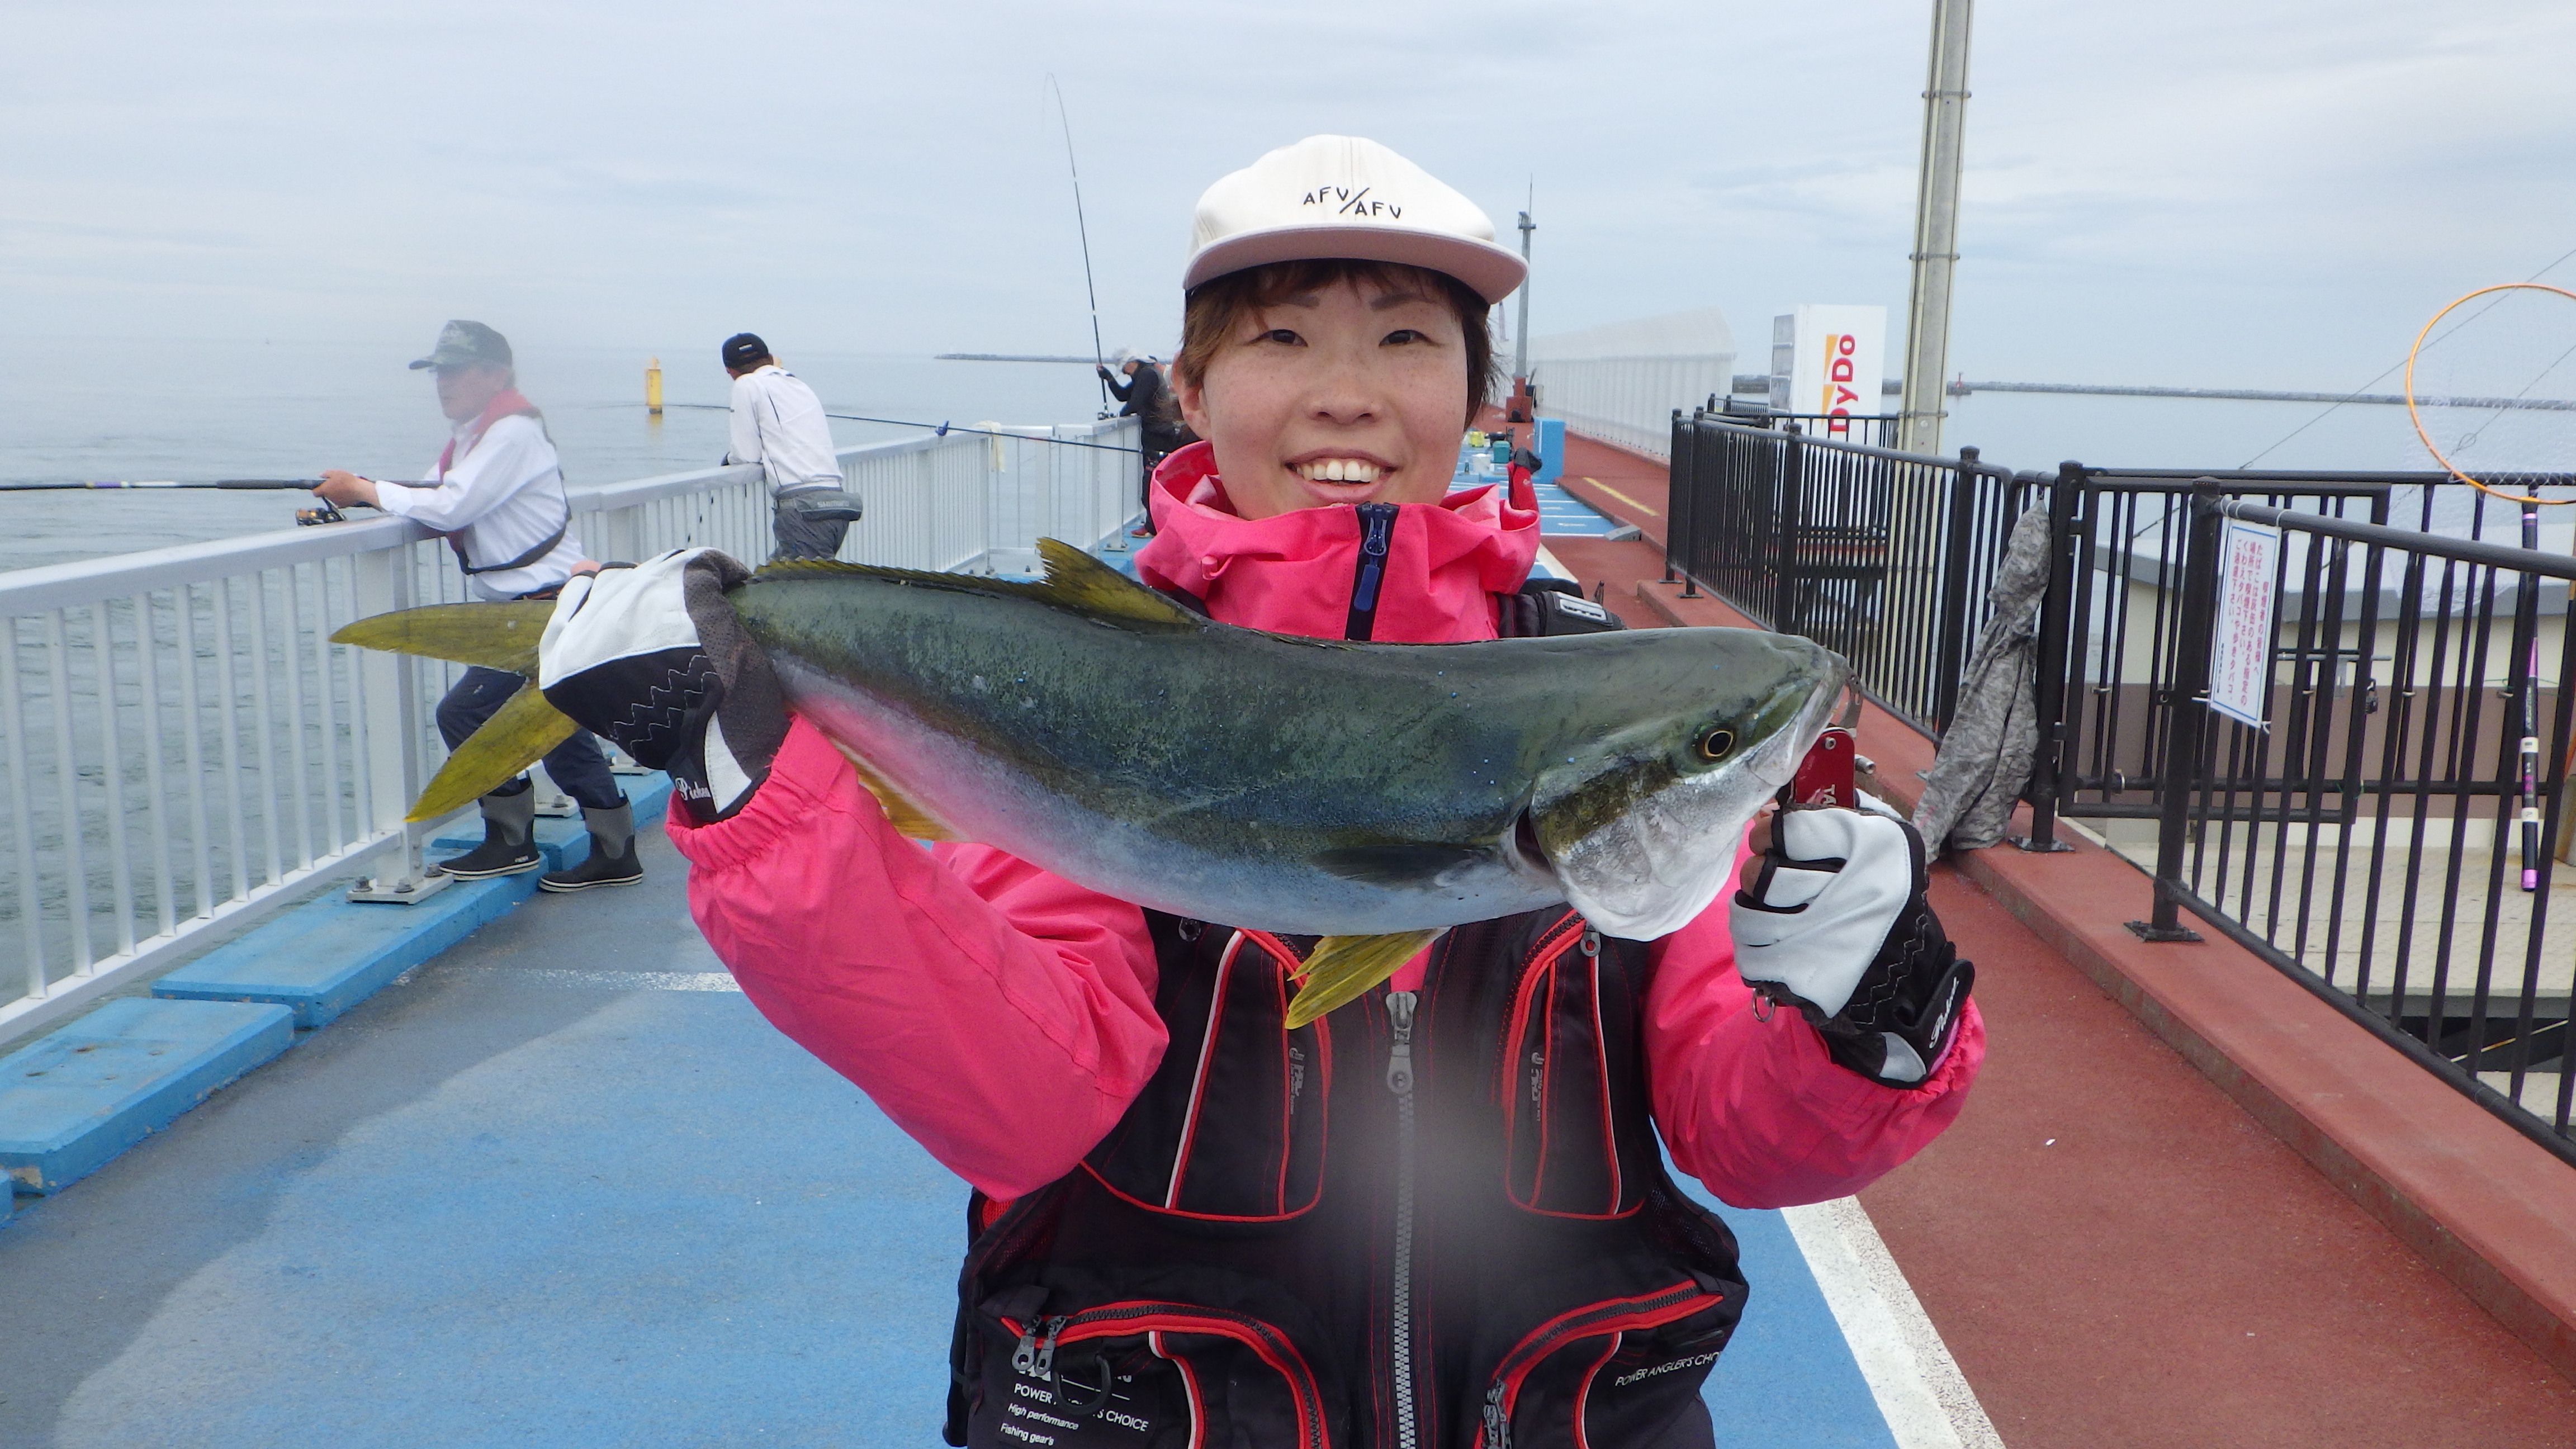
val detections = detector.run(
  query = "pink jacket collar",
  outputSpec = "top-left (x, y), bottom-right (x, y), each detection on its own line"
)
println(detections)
top-left (1133, 441), bottom-right (1540, 644)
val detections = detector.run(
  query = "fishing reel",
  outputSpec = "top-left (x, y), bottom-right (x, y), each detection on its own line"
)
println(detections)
top-left (295, 501), bottom-right (351, 527)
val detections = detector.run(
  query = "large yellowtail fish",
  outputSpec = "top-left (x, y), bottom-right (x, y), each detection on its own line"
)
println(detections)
top-left (335, 541), bottom-right (1846, 1025)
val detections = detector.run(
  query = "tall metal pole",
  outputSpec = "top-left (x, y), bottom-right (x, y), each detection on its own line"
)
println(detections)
top-left (1899, 0), bottom-right (1973, 456)
top-left (1514, 203), bottom-right (1536, 384)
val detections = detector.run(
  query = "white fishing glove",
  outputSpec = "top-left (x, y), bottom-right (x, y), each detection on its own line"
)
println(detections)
top-left (538, 548), bottom-right (788, 825)
top-left (1731, 805), bottom-right (1974, 1088)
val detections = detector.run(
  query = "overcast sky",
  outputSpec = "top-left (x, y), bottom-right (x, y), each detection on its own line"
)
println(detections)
top-left (6, 0), bottom-right (2571, 394)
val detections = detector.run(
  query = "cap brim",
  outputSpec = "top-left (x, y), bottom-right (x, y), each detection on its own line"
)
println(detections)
top-left (408, 357), bottom-right (438, 370)
top-left (1184, 225), bottom-right (1527, 305)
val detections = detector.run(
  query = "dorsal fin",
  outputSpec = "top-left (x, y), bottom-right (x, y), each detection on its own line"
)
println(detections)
top-left (1032, 538), bottom-right (1200, 629)
top-left (752, 539), bottom-right (1199, 632)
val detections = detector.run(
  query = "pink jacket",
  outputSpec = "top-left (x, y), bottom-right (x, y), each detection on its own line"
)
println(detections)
top-left (670, 442), bottom-right (1982, 1206)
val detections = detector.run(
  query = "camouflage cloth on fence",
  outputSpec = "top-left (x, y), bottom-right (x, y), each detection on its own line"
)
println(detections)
top-left (1913, 503), bottom-right (2053, 854)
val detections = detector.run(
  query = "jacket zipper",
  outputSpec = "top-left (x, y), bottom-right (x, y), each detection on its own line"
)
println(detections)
top-left (1344, 501), bottom-right (1399, 642)
top-left (1386, 986), bottom-right (1422, 1449)
top-left (1474, 1281), bottom-right (1721, 1449)
top-left (1002, 1302), bottom-right (1329, 1448)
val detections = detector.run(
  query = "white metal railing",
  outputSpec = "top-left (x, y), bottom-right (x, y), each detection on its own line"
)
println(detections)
top-left (0, 417), bottom-right (1140, 1038)
top-left (1528, 307), bottom-right (1738, 463)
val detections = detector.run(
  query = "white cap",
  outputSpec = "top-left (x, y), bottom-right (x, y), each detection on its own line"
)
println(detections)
top-left (1183, 135), bottom-right (1526, 305)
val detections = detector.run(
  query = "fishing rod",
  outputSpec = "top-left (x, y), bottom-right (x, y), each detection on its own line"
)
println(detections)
top-left (1046, 73), bottom-right (1111, 410)
top-left (0, 476), bottom-right (411, 527)
top-left (0, 478), bottom-right (331, 491)
top-left (655, 402), bottom-right (1140, 453)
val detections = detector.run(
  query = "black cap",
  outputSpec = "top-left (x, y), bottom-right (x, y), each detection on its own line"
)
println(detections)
top-left (409, 319), bottom-right (513, 371)
top-left (722, 333), bottom-right (771, 369)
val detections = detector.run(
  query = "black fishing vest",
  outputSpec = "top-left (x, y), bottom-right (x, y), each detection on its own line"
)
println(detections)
top-left (947, 910), bottom-right (1747, 1449)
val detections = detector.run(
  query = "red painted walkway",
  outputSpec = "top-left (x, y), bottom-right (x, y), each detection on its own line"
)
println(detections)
top-left (1527, 425), bottom-right (2576, 1446)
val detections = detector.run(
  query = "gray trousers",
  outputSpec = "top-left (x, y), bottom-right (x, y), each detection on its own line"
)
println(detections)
top-left (772, 490), bottom-right (861, 561)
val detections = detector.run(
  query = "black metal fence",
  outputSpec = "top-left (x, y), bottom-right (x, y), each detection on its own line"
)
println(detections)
top-left (1665, 409), bottom-right (2039, 735)
top-left (2021, 469), bottom-right (2398, 850)
top-left (2130, 486), bottom-right (2574, 1163)
top-left (1662, 409), bottom-right (2576, 1158)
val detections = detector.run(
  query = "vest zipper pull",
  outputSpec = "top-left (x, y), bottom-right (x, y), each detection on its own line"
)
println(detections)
top-left (1385, 989), bottom-right (1417, 1095)
top-left (1581, 926), bottom-right (1600, 959)
top-left (1483, 1381), bottom-right (1512, 1448)
top-left (1011, 1323), bottom-right (1041, 1376)
top-left (1030, 1315), bottom-right (1069, 1379)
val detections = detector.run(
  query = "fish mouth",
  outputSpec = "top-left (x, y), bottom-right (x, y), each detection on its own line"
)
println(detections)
top-left (1741, 671), bottom-right (1845, 796)
top-left (1509, 806), bottom-right (1555, 883)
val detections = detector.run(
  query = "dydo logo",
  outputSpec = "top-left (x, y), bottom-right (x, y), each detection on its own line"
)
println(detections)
top-left (1815, 333), bottom-right (1864, 437)
top-left (1783, 305), bottom-right (1887, 443)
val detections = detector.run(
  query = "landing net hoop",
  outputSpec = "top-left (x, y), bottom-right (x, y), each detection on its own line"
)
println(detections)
top-left (2403, 281), bottom-right (2576, 505)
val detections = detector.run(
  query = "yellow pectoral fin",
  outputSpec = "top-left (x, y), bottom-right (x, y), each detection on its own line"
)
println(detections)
top-left (823, 736), bottom-right (964, 842)
top-left (406, 684), bottom-right (581, 822)
top-left (332, 602), bottom-right (555, 675)
top-left (1283, 930), bottom-right (1443, 1029)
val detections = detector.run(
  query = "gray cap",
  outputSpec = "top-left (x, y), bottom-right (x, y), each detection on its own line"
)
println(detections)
top-left (409, 320), bottom-right (513, 372)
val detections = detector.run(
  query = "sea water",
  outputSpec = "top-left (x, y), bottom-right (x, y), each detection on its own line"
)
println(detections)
top-left (0, 335), bottom-right (2534, 576)
top-left (0, 340), bottom-right (1114, 574)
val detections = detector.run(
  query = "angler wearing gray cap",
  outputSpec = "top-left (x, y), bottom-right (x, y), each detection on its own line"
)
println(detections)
top-left (315, 321), bottom-right (643, 893)
top-left (720, 333), bottom-right (865, 561)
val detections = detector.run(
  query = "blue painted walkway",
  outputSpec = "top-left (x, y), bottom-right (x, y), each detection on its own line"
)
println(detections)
top-left (0, 818), bottom-right (1910, 1447)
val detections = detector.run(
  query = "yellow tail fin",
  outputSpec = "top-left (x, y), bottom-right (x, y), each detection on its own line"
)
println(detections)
top-left (406, 683), bottom-right (580, 822)
top-left (331, 602), bottom-right (554, 675)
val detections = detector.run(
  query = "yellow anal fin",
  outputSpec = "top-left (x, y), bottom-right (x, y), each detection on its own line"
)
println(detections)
top-left (1283, 930), bottom-right (1442, 1029)
top-left (407, 683), bottom-right (580, 822)
top-left (824, 736), bottom-right (964, 842)
top-left (332, 602), bottom-right (555, 676)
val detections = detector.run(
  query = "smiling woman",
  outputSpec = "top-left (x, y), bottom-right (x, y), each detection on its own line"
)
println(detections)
top-left (491, 130), bottom-right (1983, 1449)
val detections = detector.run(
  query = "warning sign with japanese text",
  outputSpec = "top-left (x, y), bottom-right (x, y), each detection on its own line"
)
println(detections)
top-left (2206, 519), bottom-right (2281, 729)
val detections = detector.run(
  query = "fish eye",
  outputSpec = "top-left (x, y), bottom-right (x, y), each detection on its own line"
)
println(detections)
top-left (1697, 727), bottom-right (1735, 761)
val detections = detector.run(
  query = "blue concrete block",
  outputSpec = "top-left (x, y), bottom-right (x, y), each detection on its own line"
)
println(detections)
top-left (0, 998), bottom-right (295, 1195)
top-left (163, 775), bottom-right (675, 1030)
top-left (154, 874), bottom-right (529, 1029)
top-left (1534, 418), bottom-right (1566, 484)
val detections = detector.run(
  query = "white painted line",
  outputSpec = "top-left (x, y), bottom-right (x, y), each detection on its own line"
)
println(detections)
top-left (1779, 1196), bottom-right (2005, 1449)
top-left (431, 967), bottom-right (744, 993)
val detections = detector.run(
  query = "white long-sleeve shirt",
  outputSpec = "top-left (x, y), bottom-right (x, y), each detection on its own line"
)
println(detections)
top-left (376, 413), bottom-right (586, 601)
top-left (725, 364), bottom-right (845, 499)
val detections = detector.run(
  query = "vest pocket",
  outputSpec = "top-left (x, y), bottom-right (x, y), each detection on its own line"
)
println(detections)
top-left (978, 1295), bottom-right (1338, 1449)
top-left (1470, 1280), bottom-right (1737, 1449)
top-left (1500, 925), bottom-right (1645, 1218)
top-left (1083, 930), bottom-right (1330, 1221)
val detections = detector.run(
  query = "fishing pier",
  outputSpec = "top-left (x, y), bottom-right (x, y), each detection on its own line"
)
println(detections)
top-left (4, 391), bottom-right (2575, 1447)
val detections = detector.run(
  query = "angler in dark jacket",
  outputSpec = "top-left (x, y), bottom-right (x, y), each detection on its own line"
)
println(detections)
top-left (1101, 350), bottom-right (1193, 532)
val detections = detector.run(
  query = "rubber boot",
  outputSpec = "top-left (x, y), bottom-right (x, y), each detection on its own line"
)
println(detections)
top-left (539, 799), bottom-right (643, 892)
top-left (435, 783), bottom-right (542, 879)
